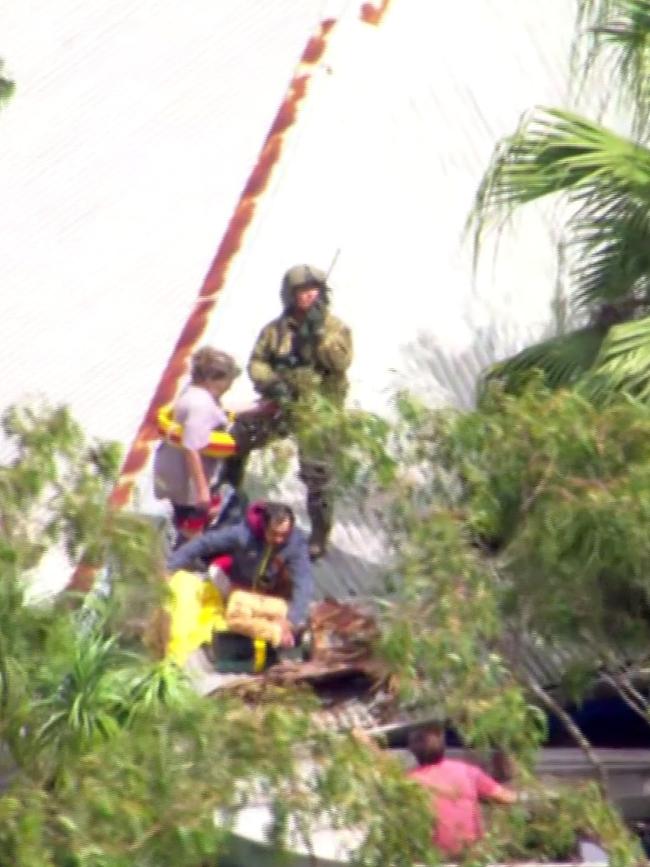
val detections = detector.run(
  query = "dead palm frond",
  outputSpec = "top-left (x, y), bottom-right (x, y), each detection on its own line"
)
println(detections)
top-left (575, 0), bottom-right (650, 138)
top-left (570, 188), bottom-right (650, 308)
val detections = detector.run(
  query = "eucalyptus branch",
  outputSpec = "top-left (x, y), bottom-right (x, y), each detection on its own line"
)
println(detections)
top-left (0, 634), bottom-right (8, 713)
top-left (619, 667), bottom-right (650, 704)
top-left (523, 670), bottom-right (607, 788)
top-left (520, 458), bottom-right (556, 516)
top-left (596, 643), bottom-right (650, 712)
top-left (600, 672), bottom-right (649, 721)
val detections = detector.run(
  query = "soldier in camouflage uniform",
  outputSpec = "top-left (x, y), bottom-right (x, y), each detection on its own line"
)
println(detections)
top-left (247, 264), bottom-right (353, 560)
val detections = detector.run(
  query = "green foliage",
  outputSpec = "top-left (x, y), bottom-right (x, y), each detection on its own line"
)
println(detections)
top-left (0, 400), bottom-right (164, 579)
top-left (380, 502), bottom-right (546, 766)
top-left (469, 5), bottom-right (650, 401)
top-left (470, 108), bottom-right (650, 258)
top-left (0, 379), bottom-right (644, 865)
top-left (374, 381), bottom-right (650, 862)
top-left (435, 381), bottom-right (650, 649)
top-left (292, 390), bottom-right (396, 493)
top-left (0, 400), bottom-right (434, 867)
top-left (18, 696), bottom-right (436, 867)
top-left (366, 73), bottom-right (650, 825)
top-left (257, 381), bottom-right (398, 500)
top-left (484, 325), bottom-right (608, 394)
top-left (2, 384), bottom-right (641, 865)
top-left (470, 106), bottom-right (650, 324)
top-left (485, 781), bottom-right (640, 865)
top-left (385, 379), bottom-right (650, 718)
top-left (585, 313), bottom-right (650, 399)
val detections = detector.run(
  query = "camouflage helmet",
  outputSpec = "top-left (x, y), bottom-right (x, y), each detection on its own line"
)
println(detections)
top-left (280, 264), bottom-right (328, 309)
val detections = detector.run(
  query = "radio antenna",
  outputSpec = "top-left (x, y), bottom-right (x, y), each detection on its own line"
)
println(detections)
top-left (325, 247), bottom-right (341, 282)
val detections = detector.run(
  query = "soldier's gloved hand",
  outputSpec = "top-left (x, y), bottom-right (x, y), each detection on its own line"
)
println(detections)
top-left (264, 380), bottom-right (293, 402)
top-left (304, 299), bottom-right (326, 338)
top-left (294, 302), bottom-right (326, 363)
top-left (275, 348), bottom-right (302, 370)
top-left (293, 334), bottom-right (314, 364)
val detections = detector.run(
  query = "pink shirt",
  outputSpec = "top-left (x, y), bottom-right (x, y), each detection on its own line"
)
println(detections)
top-left (408, 758), bottom-right (501, 856)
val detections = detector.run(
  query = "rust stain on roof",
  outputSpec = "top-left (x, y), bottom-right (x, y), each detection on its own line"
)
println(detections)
top-left (360, 0), bottom-right (392, 25)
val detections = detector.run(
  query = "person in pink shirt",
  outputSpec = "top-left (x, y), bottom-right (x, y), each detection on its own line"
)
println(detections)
top-left (407, 724), bottom-right (517, 857)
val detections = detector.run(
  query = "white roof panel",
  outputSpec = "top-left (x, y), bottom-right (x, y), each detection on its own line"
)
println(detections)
top-left (1, 0), bottom-right (579, 593)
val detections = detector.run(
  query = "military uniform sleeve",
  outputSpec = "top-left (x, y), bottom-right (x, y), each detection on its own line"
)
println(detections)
top-left (248, 323), bottom-right (281, 394)
top-left (315, 316), bottom-right (353, 374)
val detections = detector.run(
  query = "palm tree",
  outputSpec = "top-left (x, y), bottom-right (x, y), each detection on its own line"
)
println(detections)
top-left (470, 0), bottom-right (650, 401)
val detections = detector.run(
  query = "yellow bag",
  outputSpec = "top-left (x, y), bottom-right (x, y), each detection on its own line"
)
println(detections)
top-left (165, 570), bottom-right (227, 666)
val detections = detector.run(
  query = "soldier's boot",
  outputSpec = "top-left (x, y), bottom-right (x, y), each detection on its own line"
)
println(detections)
top-left (299, 458), bottom-right (334, 560)
top-left (306, 489), bottom-right (333, 561)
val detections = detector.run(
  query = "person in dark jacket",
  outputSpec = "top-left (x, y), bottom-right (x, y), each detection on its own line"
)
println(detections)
top-left (167, 501), bottom-right (314, 646)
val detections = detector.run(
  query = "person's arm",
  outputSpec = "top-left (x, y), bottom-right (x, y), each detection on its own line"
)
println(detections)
top-left (285, 531), bottom-right (314, 627)
top-left (248, 324), bottom-right (284, 396)
top-left (315, 317), bottom-right (353, 373)
top-left (180, 397), bottom-right (228, 508)
top-left (473, 766), bottom-right (517, 805)
top-left (489, 784), bottom-right (517, 805)
top-left (184, 448), bottom-right (211, 509)
top-left (167, 524), bottom-right (242, 573)
top-left (351, 728), bottom-right (383, 752)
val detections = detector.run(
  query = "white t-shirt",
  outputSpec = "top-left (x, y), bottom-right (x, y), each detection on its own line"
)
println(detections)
top-left (153, 385), bottom-right (228, 507)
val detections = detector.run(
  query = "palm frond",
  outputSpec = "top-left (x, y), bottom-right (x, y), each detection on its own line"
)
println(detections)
top-left (469, 107), bottom-right (650, 280)
top-left (583, 313), bottom-right (650, 399)
top-left (569, 188), bottom-right (650, 307)
top-left (483, 326), bottom-right (608, 393)
top-left (574, 0), bottom-right (650, 137)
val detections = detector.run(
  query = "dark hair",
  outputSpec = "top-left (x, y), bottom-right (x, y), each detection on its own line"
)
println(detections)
top-left (408, 724), bottom-right (446, 766)
top-left (263, 501), bottom-right (295, 530)
top-left (191, 347), bottom-right (240, 384)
